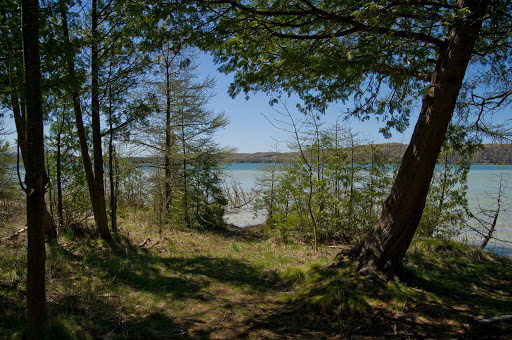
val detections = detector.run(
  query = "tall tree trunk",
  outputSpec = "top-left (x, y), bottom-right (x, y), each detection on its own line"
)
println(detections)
top-left (165, 57), bottom-right (173, 213)
top-left (334, 122), bottom-right (340, 219)
top-left (349, 135), bottom-right (355, 229)
top-left (181, 119), bottom-right (190, 228)
top-left (60, 5), bottom-right (107, 237)
top-left (91, 0), bottom-right (111, 239)
top-left (183, 152), bottom-right (190, 227)
top-left (108, 141), bottom-right (117, 233)
top-left (108, 88), bottom-right (117, 233)
top-left (356, 0), bottom-right (487, 279)
top-left (56, 117), bottom-right (64, 227)
top-left (45, 151), bottom-right (54, 218)
top-left (269, 163), bottom-right (275, 221)
top-left (6, 29), bottom-right (56, 239)
top-left (368, 145), bottom-right (375, 218)
top-left (21, 0), bottom-right (47, 336)
top-left (307, 167), bottom-right (318, 251)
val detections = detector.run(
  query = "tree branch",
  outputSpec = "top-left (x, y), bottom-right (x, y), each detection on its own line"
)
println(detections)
top-left (207, 0), bottom-right (445, 47)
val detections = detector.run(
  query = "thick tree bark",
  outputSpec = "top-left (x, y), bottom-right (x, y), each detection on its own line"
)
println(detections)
top-left (356, 0), bottom-right (488, 279)
top-left (21, 0), bottom-right (47, 337)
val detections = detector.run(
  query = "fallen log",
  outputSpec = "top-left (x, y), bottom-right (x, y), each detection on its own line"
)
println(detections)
top-left (0, 227), bottom-right (28, 243)
top-left (148, 239), bottom-right (160, 248)
top-left (477, 315), bottom-right (512, 324)
top-left (139, 237), bottom-right (150, 247)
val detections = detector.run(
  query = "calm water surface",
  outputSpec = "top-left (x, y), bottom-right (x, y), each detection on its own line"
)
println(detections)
top-left (223, 163), bottom-right (512, 256)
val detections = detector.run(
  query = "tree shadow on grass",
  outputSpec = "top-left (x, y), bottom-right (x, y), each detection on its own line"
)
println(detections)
top-left (52, 238), bottom-right (201, 299)
top-left (120, 312), bottom-right (201, 339)
top-left (44, 238), bottom-right (199, 338)
top-left (44, 233), bottom-right (292, 338)
top-left (46, 296), bottom-right (195, 339)
top-left (400, 247), bottom-right (512, 339)
top-left (233, 265), bottom-right (356, 339)
top-left (0, 287), bottom-right (26, 338)
top-left (234, 245), bottom-right (512, 340)
top-left (239, 304), bottom-right (339, 339)
top-left (157, 256), bottom-right (283, 292)
top-left (58, 235), bottom-right (286, 296)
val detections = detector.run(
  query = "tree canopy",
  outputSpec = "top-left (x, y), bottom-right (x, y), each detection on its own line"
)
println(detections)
top-left (166, 0), bottom-right (511, 137)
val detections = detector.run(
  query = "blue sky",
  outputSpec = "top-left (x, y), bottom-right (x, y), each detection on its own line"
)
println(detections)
top-left (2, 52), bottom-right (413, 154)
top-left (2, 52), bottom-right (508, 155)
top-left (196, 53), bottom-right (416, 153)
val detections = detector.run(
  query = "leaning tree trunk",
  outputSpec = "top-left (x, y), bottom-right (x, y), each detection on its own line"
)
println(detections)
top-left (21, 0), bottom-right (47, 337)
top-left (480, 173), bottom-right (503, 250)
top-left (356, 0), bottom-right (487, 279)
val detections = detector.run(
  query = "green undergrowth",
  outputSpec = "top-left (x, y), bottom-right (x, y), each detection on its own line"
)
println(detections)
top-left (1, 220), bottom-right (511, 339)
top-left (290, 237), bottom-right (512, 338)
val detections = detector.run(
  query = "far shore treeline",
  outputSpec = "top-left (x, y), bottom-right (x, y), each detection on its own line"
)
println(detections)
top-left (224, 143), bottom-right (512, 164)
top-left (119, 143), bottom-right (512, 165)
top-left (5, 143), bottom-right (511, 167)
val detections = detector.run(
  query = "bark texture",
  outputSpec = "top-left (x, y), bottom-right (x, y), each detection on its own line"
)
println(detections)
top-left (21, 0), bottom-right (47, 336)
top-left (357, 0), bottom-right (488, 279)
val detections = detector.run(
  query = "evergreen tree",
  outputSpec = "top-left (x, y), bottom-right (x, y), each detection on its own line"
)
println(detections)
top-left (138, 51), bottom-right (230, 230)
top-left (59, 0), bottom-right (152, 237)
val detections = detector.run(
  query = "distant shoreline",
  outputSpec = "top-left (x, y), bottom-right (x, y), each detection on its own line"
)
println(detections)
top-left (6, 143), bottom-right (511, 165)
top-left (225, 143), bottom-right (512, 165)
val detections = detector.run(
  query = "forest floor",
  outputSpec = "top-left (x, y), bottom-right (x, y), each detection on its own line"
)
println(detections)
top-left (1, 208), bottom-right (512, 339)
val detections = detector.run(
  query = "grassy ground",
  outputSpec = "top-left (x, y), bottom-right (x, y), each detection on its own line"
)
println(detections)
top-left (1, 210), bottom-right (512, 339)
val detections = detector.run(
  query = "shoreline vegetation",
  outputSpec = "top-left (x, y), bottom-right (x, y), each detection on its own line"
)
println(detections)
top-left (119, 143), bottom-right (511, 165)
top-left (5, 143), bottom-right (512, 166)
top-left (224, 143), bottom-right (512, 164)
top-left (1, 215), bottom-right (511, 339)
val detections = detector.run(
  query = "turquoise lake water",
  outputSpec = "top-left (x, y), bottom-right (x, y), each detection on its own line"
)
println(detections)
top-left (223, 163), bottom-right (512, 256)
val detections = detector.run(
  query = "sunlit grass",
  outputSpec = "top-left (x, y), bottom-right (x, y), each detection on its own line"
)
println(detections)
top-left (1, 213), bottom-right (511, 338)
